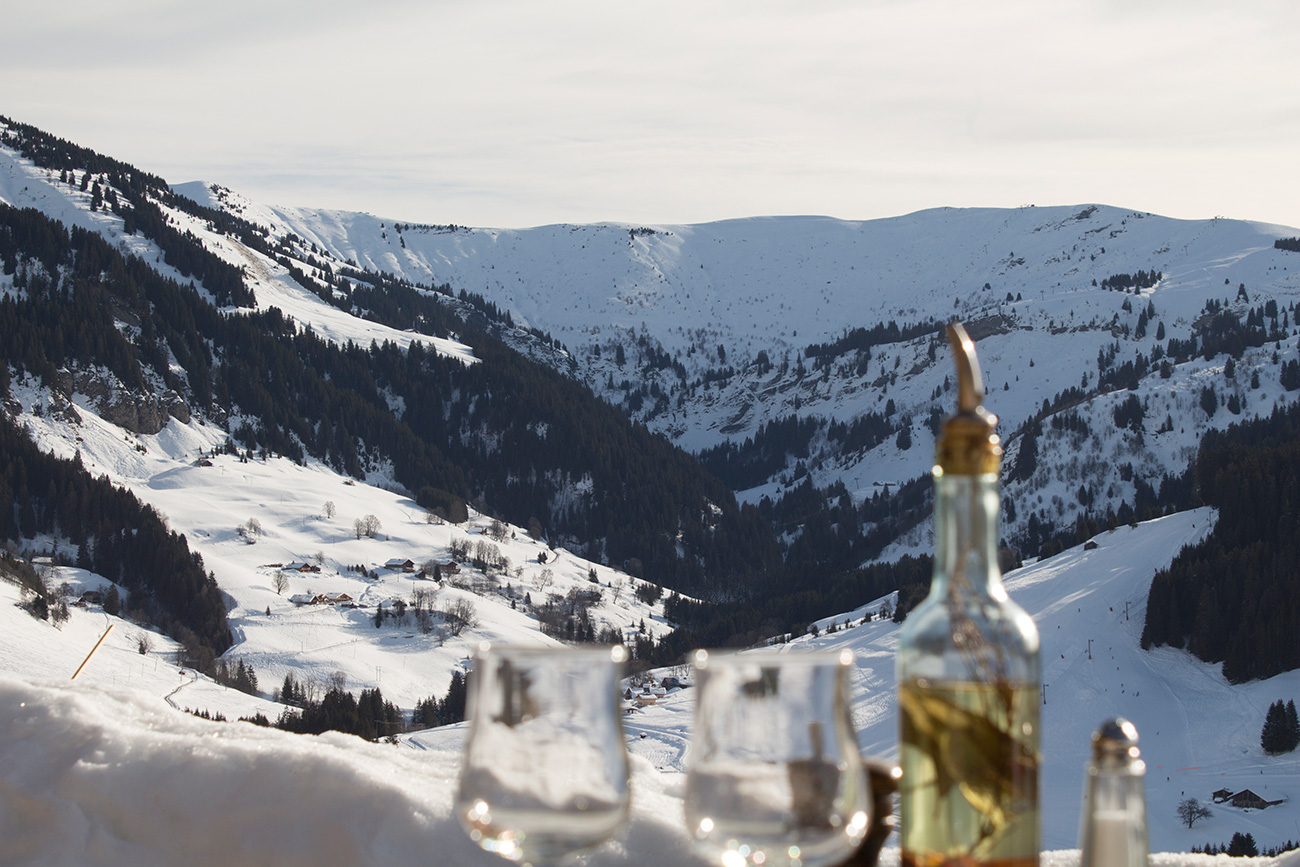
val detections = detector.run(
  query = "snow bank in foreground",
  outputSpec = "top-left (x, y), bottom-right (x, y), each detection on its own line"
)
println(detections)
top-left (0, 673), bottom-right (692, 867)
top-left (3, 676), bottom-right (1295, 867)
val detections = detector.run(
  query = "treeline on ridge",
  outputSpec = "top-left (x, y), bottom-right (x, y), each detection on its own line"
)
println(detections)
top-left (1, 116), bottom-right (256, 308)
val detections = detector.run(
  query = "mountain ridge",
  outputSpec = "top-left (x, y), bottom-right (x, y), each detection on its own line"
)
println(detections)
top-left (204, 183), bottom-right (1300, 549)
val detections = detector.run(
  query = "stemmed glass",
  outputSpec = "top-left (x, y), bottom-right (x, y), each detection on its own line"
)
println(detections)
top-left (456, 643), bottom-right (631, 866)
top-left (684, 648), bottom-right (872, 867)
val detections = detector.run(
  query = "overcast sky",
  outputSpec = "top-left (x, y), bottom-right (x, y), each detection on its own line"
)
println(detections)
top-left (3, 0), bottom-right (1298, 229)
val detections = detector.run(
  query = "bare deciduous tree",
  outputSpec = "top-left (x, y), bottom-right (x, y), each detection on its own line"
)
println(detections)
top-left (353, 514), bottom-right (382, 539)
top-left (443, 598), bottom-right (479, 637)
top-left (303, 675), bottom-right (321, 705)
top-left (1177, 798), bottom-right (1212, 829)
top-left (411, 586), bottom-right (439, 633)
top-left (448, 538), bottom-right (470, 561)
top-left (323, 501), bottom-right (336, 519)
top-left (237, 518), bottom-right (262, 543)
top-left (272, 572), bottom-right (289, 596)
top-left (473, 540), bottom-right (504, 572)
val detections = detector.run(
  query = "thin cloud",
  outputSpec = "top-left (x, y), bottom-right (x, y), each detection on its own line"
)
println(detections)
top-left (1, 0), bottom-right (1297, 228)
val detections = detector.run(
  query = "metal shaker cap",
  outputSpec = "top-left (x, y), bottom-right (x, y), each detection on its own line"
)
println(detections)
top-left (1092, 717), bottom-right (1142, 767)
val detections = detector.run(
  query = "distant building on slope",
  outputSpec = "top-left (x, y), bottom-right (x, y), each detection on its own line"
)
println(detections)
top-left (289, 592), bottom-right (355, 607)
top-left (1228, 789), bottom-right (1284, 810)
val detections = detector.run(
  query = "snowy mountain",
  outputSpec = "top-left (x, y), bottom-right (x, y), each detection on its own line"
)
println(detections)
top-left (3, 116), bottom-right (1300, 863)
top-left (0, 116), bottom-right (779, 605)
top-left (0, 116), bottom-right (736, 718)
top-left (0, 387), bottom-right (679, 714)
top-left (179, 185), bottom-right (1300, 565)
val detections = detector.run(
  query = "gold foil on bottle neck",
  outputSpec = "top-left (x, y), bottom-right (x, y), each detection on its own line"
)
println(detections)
top-left (935, 322), bottom-right (1002, 476)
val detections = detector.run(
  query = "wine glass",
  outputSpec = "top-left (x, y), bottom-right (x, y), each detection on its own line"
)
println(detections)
top-left (684, 648), bottom-right (872, 867)
top-left (456, 643), bottom-right (631, 866)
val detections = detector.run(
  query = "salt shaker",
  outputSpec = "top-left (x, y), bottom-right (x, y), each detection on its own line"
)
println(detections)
top-left (1079, 718), bottom-right (1148, 867)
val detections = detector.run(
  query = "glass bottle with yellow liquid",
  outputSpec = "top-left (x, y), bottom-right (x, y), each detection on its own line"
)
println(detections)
top-left (897, 323), bottom-right (1041, 867)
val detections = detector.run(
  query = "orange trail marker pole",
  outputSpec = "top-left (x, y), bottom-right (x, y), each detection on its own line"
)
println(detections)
top-left (72, 623), bottom-right (114, 680)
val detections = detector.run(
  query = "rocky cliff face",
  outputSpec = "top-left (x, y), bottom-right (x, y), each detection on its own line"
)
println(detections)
top-left (55, 368), bottom-right (190, 435)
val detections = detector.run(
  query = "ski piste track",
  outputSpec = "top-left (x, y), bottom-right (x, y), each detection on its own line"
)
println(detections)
top-left (164, 669), bottom-right (200, 710)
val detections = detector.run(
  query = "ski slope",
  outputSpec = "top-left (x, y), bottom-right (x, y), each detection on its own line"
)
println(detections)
top-left (781, 508), bottom-right (1300, 854)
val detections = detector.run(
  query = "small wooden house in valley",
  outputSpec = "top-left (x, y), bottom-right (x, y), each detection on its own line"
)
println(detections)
top-left (1228, 789), bottom-right (1284, 810)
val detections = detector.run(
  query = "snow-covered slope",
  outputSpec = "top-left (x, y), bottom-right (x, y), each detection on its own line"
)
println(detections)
top-left (784, 508), bottom-right (1300, 854)
top-left (0, 146), bottom-right (476, 364)
top-left (15, 132), bottom-right (1298, 554)
top-left (2, 125), bottom-right (686, 717)
top-left (0, 565), bottom-right (286, 722)
top-left (247, 202), bottom-right (1298, 381)
top-left (2, 368), bottom-right (678, 716)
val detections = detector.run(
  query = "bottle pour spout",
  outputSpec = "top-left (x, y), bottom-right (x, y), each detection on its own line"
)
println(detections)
top-left (949, 322), bottom-right (984, 415)
top-left (936, 322), bottom-right (1002, 476)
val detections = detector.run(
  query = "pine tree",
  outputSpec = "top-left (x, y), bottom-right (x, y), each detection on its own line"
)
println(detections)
top-left (103, 584), bottom-right (121, 616)
top-left (439, 670), bottom-right (468, 724)
top-left (1262, 699), bottom-right (1287, 754)
top-left (895, 424), bottom-right (912, 450)
top-left (1228, 832), bottom-right (1258, 857)
top-left (278, 672), bottom-right (304, 708)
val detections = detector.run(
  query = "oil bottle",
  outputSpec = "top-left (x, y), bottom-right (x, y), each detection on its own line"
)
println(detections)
top-left (897, 322), bottom-right (1041, 867)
